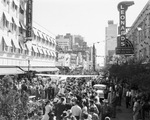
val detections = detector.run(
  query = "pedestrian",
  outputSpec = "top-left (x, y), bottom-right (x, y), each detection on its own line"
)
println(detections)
top-left (133, 98), bottom-right (141, 120)
top-left (71, 100), bottom-right (82, 120)
top-left (42, 100), bottom-right (52, 120)
top-left (111, 92), bottom-right (118, 118)
top-left (126, 89), bottom-right (131, 108)
top-left (89, 99), bottom-right (99, 115)
top-left (101, 99), bottom-right (112, 120)
top-left (89, 106), bottom-right (99, 120)
top-left (55, 97), bottom-right (66, 120)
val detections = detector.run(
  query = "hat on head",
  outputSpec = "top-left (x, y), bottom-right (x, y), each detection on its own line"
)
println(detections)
top-left (89, 106), bottom-right (95, 112)
top-left (105, 116), bottom-right (111, 120)
top-left (103, 99), bottom-right (108, 103)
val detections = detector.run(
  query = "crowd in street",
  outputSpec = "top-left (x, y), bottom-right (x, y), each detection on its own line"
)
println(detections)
top-left (10, 73), bottom-right (150, 120)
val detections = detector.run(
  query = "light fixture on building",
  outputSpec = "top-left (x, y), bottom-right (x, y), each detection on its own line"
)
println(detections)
top-left (137, 27), bottom-right (142, 31)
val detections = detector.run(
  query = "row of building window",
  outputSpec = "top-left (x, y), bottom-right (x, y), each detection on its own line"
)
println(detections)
top-left (0, 37), bottom-right (56, 58)
top-left (1, 45), bottom-right (56, 59)
top-left (1, 13), bottom-right (56, 48)
top-left (33, 34), bottom-right (56, 47)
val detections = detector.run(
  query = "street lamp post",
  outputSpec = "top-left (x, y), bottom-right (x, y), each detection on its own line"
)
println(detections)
top-left (27, 58), bottom-right (30, 79)
top-left (93, 43), bottom-right (96, 71)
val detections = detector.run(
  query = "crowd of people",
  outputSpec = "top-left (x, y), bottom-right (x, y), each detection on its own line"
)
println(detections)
top-left (9, 73), bottom-right (150, 120)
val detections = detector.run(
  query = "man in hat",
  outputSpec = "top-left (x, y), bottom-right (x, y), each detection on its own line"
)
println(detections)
top-left (55, 97), bottom-right (66, 120)
top-left (89, 106), bottom-right (99, 120)
top-left (101, 99), bottom-right (112, 120)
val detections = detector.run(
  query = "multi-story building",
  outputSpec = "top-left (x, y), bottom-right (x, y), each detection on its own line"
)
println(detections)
top-left (56, 35), bottom-right (71, 52)
top-left (0, 0), bottom-right (57, 75)
top-left (73, 35), bottom-right (84, 51)
top-left (56, 33), bottom-right (90, 69)
top-left (105, 20), bottom-right (118, 65)
top-left (126, 0), bottom-right (150, 63)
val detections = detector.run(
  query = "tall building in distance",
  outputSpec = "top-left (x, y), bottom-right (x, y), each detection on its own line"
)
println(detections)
top-left (56, 33), bottom-right (91, 70)
top-left (105, 20), bottom-right (117, 65)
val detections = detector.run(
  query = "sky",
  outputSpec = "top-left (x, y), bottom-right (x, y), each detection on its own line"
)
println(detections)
top-left (33, 0), bottom-right (149, 65)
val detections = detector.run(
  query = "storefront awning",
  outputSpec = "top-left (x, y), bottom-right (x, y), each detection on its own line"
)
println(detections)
top-left (51, 51), bottom-right (55, 57)
top-left (12, 17), bottom-right (20, 27)
top-left (2, 36), bottom-right (12, 47)
top-left (20, 4), bottom-right (25, 11)
top-left (53, 39), bottom-right (56, 45)
top-left (0, 67), bottom-right (25, 75)
top-left (32, 28), bottom-right (39, 36)
top-left (13, 0), bottom-right (19, 6)
top-left (32, 46), bottom-right (38, 53)
top-left (43, 49), bottom-right (48, 55)
top-left (45, 35), bottom-right (49, 41)
top-left (46, 50), bottom-right (50, 56)
top-left (3, 11), bottom-right (12, 23)
top-left (30, 67), bottom-right (59, 72)
top-left (19, 42), bottom-right (27, 50)
top-left (49, 37), bottom-right (53, 44)
top-left (37, 31), bottom-right (43, 39)
top-left (37, 47), bottom-right (44, 54)
top-left (51, 39), bottom-right (55, 44)
top-left (12, 39), bottom-right (20, 48)
top-left (19, 21), bottom-right (26, 29)
top-left (25, 43), bottom-right (32, 50)
top-left (52, 52), bottom-right (56, 57)
top-left (49, 51), bottom-right (53, 56)
top-left (42, 33), bottom-right (46, 40)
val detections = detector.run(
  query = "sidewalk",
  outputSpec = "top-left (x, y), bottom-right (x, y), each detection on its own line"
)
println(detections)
top-left (111, 100), bottom-right (133, 120)
top-left (111, 100), bottom-right (150, 120)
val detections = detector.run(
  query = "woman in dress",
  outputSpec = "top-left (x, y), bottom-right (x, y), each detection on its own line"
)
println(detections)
top-left (42, 100), bottom-right (52, 120)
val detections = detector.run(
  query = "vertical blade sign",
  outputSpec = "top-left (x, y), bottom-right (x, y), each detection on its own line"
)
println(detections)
top-left (119, 4), bottom-right (127, 47)
top-left (26, 0), bottom-right (33, 40)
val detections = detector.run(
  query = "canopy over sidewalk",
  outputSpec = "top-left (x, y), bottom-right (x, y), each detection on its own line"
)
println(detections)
top-left (36, 74), bottom-right (98, 78)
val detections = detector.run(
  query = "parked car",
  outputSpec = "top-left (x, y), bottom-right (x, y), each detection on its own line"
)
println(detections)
top-left (93, 84), bottom-right (106, 90)
top-left (96, 89), bottom-right (104, 99)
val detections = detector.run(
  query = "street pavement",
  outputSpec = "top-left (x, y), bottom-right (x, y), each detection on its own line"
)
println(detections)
top-left (111, 99), bottom-right (133, 120)
top-left (110, 100), bottom-right (149, 120)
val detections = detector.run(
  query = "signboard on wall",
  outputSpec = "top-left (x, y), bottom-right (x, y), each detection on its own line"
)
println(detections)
top-left (116, 1), bottom-right (134, 54)
top-left (26, 0), bottom-right (33, 40)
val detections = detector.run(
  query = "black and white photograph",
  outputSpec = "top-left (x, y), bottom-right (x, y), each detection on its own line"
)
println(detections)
top-left (0, 0), bottom-right (150, 120)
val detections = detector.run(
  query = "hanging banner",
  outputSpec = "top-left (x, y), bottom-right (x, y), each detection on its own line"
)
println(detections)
top-left (116, 1), bottom-right (134, 54)
top-left (26, 0), bottom-right (33, 40)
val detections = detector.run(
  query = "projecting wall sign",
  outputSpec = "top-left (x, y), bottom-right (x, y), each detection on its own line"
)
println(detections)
top-left (26, 0), bottom-right (33, 41)
top-left (116, 1), bottom-right (134, 54)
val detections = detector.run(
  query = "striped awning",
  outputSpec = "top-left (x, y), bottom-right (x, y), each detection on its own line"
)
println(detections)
top-left (19, 21), bottom-right (26, 29)
top-left (32, 28), bottom-right (39, 36)
top-left (32, 46), bottom-right (38, 53)
top-left (37, 47), bottom-right (44, 54)
top-left (3, 11), bottom-right (12, 23)
top-left (12, 17), bottom-right (20, 27)
top-left (2, 36), bottom-right (12, 47)
top-left (12, 38), bottom-right (20, 49)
